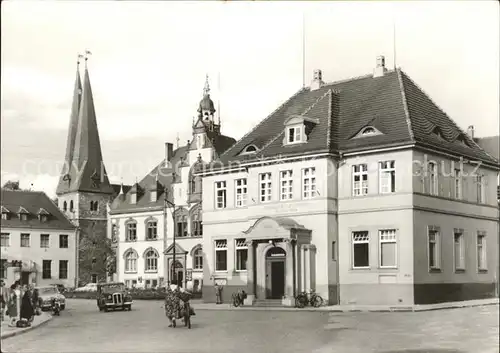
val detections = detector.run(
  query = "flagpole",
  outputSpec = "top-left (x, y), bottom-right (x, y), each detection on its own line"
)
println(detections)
top-left (302, 12), bottom-right (306, 88)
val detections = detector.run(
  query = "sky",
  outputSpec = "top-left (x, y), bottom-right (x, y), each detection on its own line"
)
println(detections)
top-left (1, 1), bottom-right (499, 198)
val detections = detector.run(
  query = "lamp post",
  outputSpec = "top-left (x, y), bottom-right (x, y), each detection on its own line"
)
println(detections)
top-left (164, 187), bottom-right (177, 284)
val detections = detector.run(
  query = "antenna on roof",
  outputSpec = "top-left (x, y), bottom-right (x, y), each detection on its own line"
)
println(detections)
top-left (302, 12), bottom-right (306, 88)
top-left (217, 72), bottom-right (221, 127)
top-left (393, 18), bottom-right (397, 70)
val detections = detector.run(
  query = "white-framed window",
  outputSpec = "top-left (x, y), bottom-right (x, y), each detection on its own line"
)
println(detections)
top-left (40, 234), bottom-right (50, 248)
top-left (352, 231), bottom-right (369, 268)
top-left (145, 249), bottom-right (159, 272)
top-left (428, 162), bottom-right (438, 196)
top-left (193, 247), bottom-right (203, 270)
top-left (146, 221), bottom-right (158, 240)
top-left (287, 126), bottom-right (302, 144)
top-left (42, 260), bottom-right (51, 279)
top-left (352, 164), bottom-right (368, 196)
top-left (59, 234), bottom-right (69, 248)
top-left (0, 259), bottom-right (6, 279)
top-left (259, 173), bottom-right (272, 202)
top-left (302, 167), bottom-right (317, 199)
top-left (215, 181), bottom-right (227, 209)
top-left (428, 226), bottom-right (441, 270)
top-left (1, 213), bottom-right (7, 220)
top-left (1, 233), bottom-right (10, 247)
top-left (125, 249), bottom-right (138, 273)
top-left (454, 168), bottom-right (462, 199)
top-left (175, 210), bottom-right (188, 237)
top-left (59, 260), bottom-right (68, 279)
top-left (215, 240), bottom-right (227, 272)
top-left (379, 229), bottom-right (397, 268)
top-left (21, 233), bottom-right (30, 247)
top-left (126, 222), bottom-right (137, 242)
top-left (453, 229), bottom-right (465, 271)
top-left (476, 175), bottom-right (485, 203)
top-left (91, 274), bottom-right (98, 283)
top-left (280, 170), bottom-right (293, 201)
top-left (125, 280), bottom-right (131, 289)
top-left (235, 179), bottom-right (248, 207)
top-left (235, 238), bottom-right (248, 271)
top-left (379, 161), bottom-right (395, 194)
top-left (476, 231), bottom-right (487, 271)
top-left (191, 208), bottom-right (203, 237)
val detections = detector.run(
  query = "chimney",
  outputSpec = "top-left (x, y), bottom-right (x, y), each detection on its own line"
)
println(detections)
top-left (165, 142), bottom-right (173, 162)
top-left (467, 125), bottom-right (474, 139)
top-left (310, 69), bottom-right (324, 91)
top-left (373, 55), bottom-right (388, 78)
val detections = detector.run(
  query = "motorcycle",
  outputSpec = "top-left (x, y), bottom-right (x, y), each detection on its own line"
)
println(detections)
top-left (51, 298), bottom-right (61, 316)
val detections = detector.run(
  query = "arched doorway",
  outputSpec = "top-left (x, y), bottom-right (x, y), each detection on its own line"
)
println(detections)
top-left (265, 247), bottom-right (286, 299)
top-left (170, 260), bottom-right (184, 287)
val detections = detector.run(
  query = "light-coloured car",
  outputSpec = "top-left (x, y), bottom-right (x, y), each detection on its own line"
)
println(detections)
top-left (75, 283), bottom-right (98, 292)
top-left (36, 286), bottom-right (66, 310)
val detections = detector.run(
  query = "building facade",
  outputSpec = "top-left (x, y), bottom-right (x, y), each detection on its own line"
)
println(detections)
top-left (199, 57), bottom-right (499, 305)
top-left (1, 189), bottom-right (78, 288)
top-left (55, 58), bottom-right (123, 285)
top-left (109, 77), bottom-right (235, 292)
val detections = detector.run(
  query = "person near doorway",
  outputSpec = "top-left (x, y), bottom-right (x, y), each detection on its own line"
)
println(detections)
top-left (20, 288), bottom-right (34, 324)
top-left (214, 282), bottom-right (223, 304)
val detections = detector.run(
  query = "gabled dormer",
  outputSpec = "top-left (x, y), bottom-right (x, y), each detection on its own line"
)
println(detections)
top-left (37, 207), bottom-right (50, 222)
top-left (432, 126), bottom-right (445, 140)
top-left (1, 205), bottom-right (11, 220)
top-left (17, 206), bottom-right (29, 221)
top-left (353, 125), bottom-right (383, 139)
top-left (129, 183), bottom-right (141, 205)
top-left (283, 115), bottom-right (319, 145)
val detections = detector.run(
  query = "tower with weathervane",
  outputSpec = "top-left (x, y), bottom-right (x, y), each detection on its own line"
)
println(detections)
top-left (56, 53), bottom-right (116, 286)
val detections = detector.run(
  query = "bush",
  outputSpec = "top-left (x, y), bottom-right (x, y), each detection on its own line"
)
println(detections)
top-left (65, 287), bottom-right (176, 300)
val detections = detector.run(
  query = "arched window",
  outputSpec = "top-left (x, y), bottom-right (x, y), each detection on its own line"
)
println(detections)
top-left (63, 201), bottom-right (67, 211)
top-left (191, 206), bottom-right (203, 237)
top-left (145, 217), bottom-right (158, 241)
top-left (175, 208), bottom-right (188, 237)
top-left (124, 249), bottom-right (138, 273)
top-left (193, 247), bottom-right (203, 270)
top-left (144, 248), bottom-right (159, 272)
top-left (69, 200), bottom-right (74, 212)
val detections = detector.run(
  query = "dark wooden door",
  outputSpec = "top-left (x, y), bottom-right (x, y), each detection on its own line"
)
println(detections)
top-left (271, 261), bottom-right (285, 299)
top-left (21, 272), bottom-right (30, 285)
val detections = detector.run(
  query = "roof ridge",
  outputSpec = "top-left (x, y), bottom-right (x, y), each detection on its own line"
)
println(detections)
top-left (321, 71), bottom-right (381, 89)
top-left (400, 70), bottom-right (497, 162)
top-left (220, 87), bottom-right (307, 158)
top-left (396, 69), bottom-right (415, 142)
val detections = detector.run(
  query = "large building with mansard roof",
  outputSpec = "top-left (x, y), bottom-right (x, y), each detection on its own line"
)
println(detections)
top-left (198, 56), bottom-right (499, 306)
top-left (109, 77), bottom-right (235, 292)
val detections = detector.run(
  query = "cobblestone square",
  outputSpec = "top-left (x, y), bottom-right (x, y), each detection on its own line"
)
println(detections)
top-left (1, 300), bottom-right (498, 353)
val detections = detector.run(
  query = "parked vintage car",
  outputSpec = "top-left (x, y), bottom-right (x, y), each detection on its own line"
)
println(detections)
top-left (97, 282), bottom-right (133, 312)
top-left (36, 285), bottom-right (66, 311)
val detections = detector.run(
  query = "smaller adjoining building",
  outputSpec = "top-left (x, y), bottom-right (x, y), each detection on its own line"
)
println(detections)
top-left (1, 189), bottom-right (78, 288)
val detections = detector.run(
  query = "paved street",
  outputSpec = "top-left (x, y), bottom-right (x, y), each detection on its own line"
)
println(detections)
top-left (1, 300), bottom-right (498, 353)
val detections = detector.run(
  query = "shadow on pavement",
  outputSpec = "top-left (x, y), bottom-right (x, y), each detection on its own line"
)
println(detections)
top-left (378, 349), bottom-right (465, 353)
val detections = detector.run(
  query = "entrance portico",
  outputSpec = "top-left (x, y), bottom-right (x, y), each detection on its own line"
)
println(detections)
top-left (241, 217), bottom-right (314, 306)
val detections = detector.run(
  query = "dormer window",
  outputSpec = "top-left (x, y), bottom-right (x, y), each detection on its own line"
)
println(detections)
top-left (37, 208), bottom-right (50, 222)
top-left (361, 127), bottom-right (376, 135)
top-left (18, 206), bottom-right (29, 221)
top-left (287, 126), bottom-right (302, 144)
top-left (241, 145), bottom-right (258, 154)
top-left (1, 206), bottom-right (10, 220)
top-left (352, 125), bottom-right (383, 139)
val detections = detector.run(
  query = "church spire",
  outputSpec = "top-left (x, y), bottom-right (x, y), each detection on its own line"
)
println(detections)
top-left (56, 55), bottom-right (83, 195)
top-left (56, 54), bottom-right (113, 195)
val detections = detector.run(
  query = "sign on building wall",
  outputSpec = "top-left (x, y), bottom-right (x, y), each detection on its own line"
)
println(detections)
top-left (186, 269), bottom-right (192, 281)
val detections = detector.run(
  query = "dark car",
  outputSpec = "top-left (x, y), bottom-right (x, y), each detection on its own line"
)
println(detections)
top-left (96, 282), bottom-right (133, 312)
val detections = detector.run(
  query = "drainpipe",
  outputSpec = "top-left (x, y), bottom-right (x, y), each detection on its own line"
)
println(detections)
top-left (75, 227), bottom-right (80, 288)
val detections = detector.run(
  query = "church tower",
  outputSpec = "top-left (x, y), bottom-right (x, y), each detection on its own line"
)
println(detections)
top-left (56, 55), bottom-right (114, 285)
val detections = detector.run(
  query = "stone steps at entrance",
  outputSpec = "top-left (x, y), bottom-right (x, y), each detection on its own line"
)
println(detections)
top-left (253, 299), bottom-right (284, 308)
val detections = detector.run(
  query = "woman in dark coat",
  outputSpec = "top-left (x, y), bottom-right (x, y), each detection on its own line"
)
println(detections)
top-left (20, 289), bottom-right (34, 322)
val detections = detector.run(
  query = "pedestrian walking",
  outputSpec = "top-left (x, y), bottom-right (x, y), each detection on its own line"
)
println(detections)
top-left (7, 282), bottom-right (21, 326)
top-left (32, 288), bottom-right (41, 315)
top-left (164, 280), bottom-right (181, 328)
top-left (20, 287), bottom-right (34, 324)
